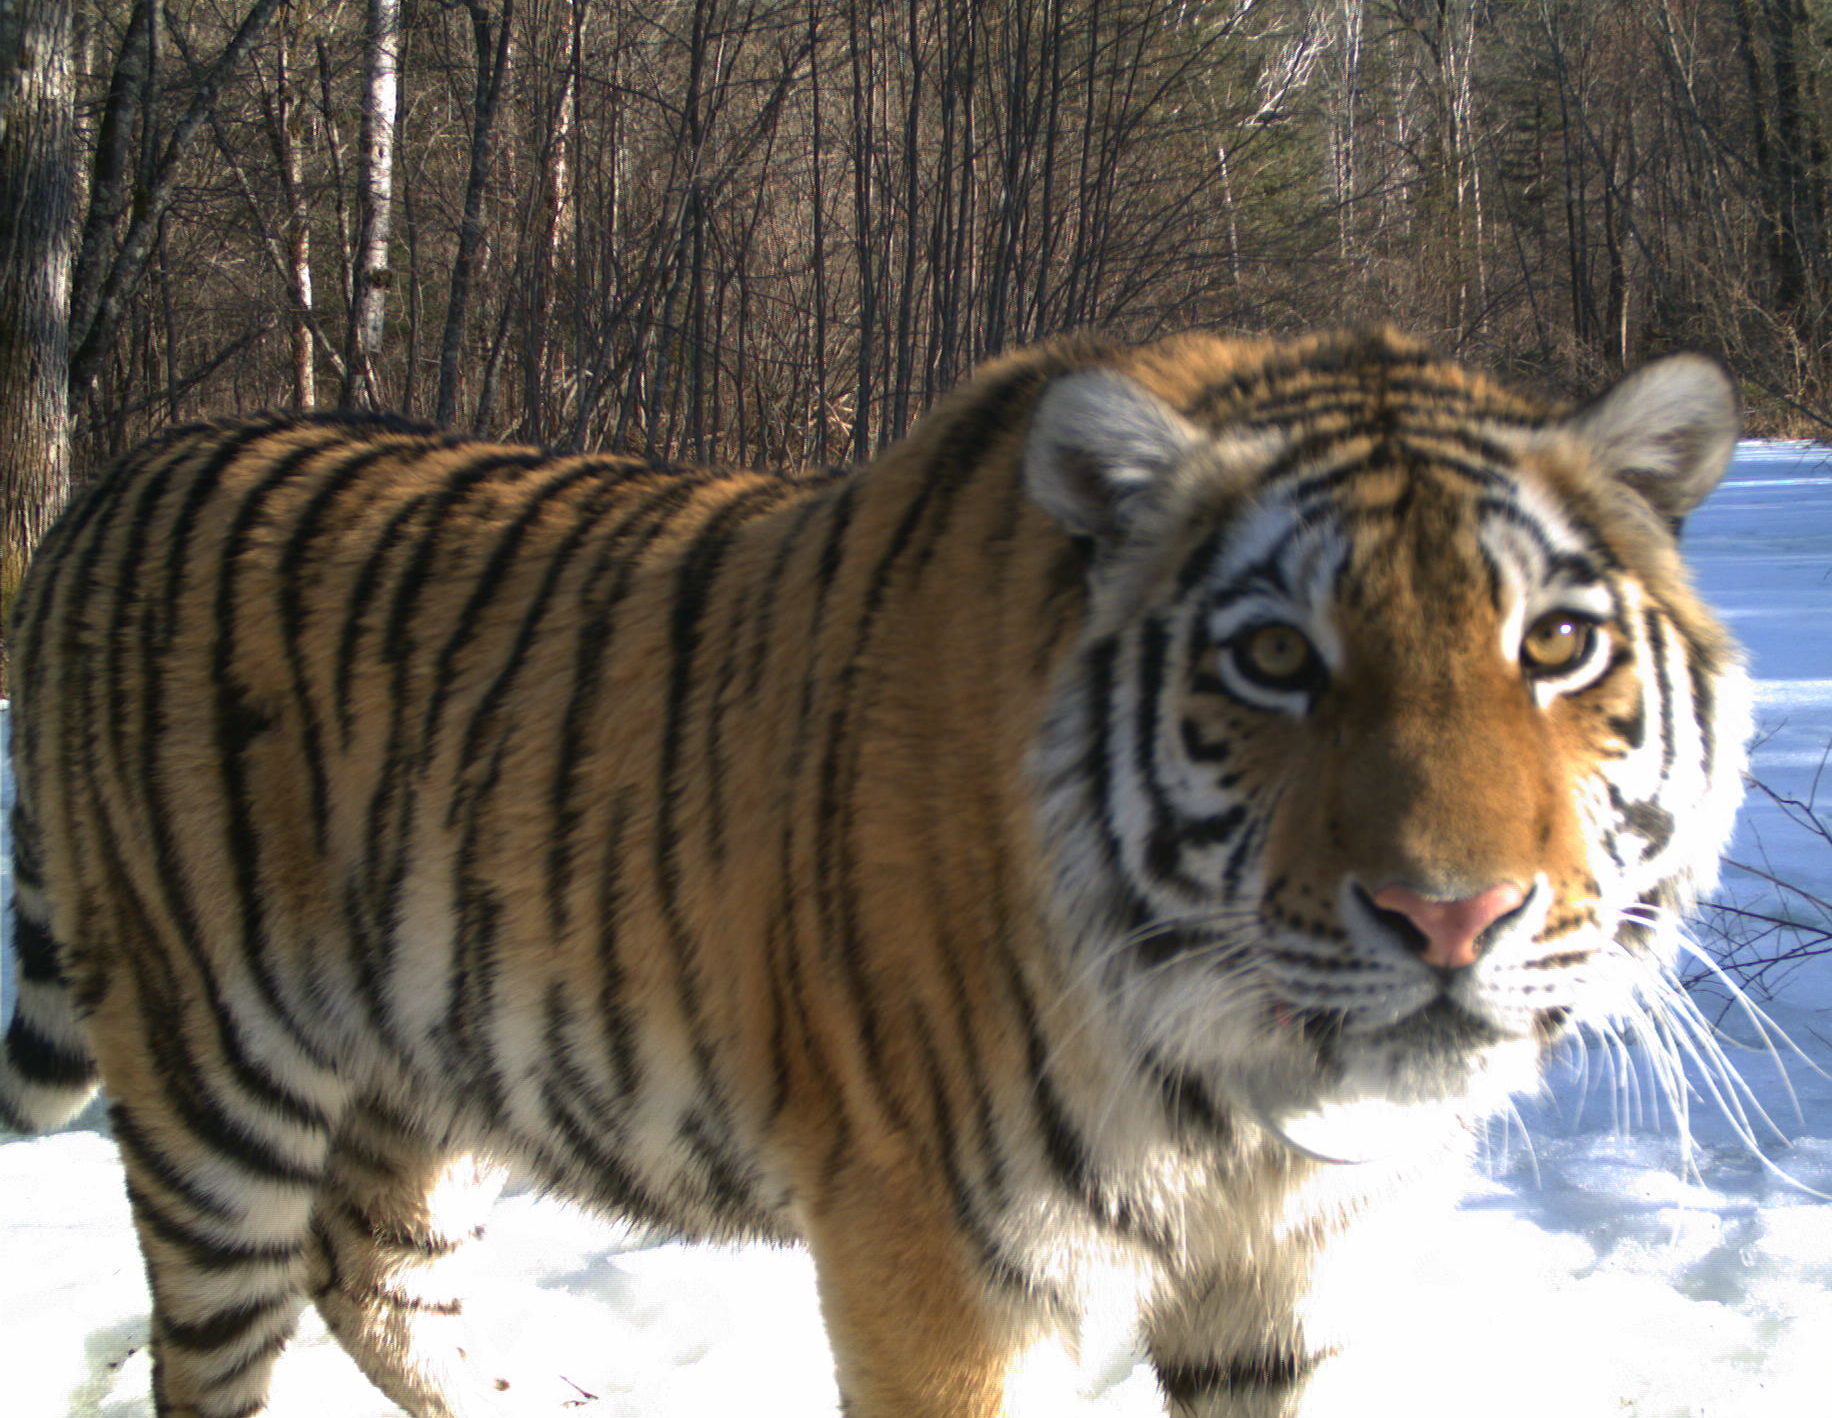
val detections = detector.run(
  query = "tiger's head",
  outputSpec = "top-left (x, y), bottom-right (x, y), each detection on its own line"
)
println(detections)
top-left (1023, 330), bottom-right (1749, 1149)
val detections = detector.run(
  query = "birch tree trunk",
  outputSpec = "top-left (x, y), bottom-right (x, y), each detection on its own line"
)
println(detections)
top-left (345, 0), bottom-right (400, 407)
top-left (275, 20), bottom-right (316, 407)
top-left (0, 0), bottom-right (75, 692)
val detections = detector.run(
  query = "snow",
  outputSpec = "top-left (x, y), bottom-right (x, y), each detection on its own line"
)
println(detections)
top-left (6, 442), bottom-right (1832, 1417)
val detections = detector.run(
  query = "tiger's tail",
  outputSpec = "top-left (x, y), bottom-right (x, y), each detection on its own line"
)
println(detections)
top-left (1, 785), bottom-right (99, 1134)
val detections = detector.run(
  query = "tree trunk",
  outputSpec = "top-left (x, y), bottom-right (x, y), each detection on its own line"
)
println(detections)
top-left (0, 0), bottom-right (76, 693)
top-left (274, 18), bottom-right (315, 407)
top-left (345, 0), bottom-right (401, 407)
top-left (435, 0), bottom-right (513, 428)
top-left (67, 0), bottom-right (152, 382)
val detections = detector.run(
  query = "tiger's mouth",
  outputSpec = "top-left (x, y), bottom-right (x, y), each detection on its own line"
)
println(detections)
top-left (1276, 992), bottom-right (1573, 1049)
top-left (1265, 991), bottom-right (1570, 1118)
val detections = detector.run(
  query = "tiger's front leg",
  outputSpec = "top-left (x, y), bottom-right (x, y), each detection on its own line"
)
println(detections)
top-left (799, 1153), bottom-right (1020, 1418)
top-left (1144, 1266), bottom-right (1326, 1418)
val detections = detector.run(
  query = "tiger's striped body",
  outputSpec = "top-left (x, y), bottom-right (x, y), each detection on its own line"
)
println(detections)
top-left (2, 330), bottom-right (1748, 1417)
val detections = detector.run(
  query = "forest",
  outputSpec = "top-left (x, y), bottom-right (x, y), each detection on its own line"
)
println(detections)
top-left (1, 0), bottom-right (1830, 683)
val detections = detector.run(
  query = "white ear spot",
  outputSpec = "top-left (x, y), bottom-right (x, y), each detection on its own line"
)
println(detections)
top-left (1563, 352), bottom-right (1741, 527)
top-left (1022, 370), bottom-right (1199, 538)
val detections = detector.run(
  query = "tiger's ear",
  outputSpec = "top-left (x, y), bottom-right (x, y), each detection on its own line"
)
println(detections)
top-left (1563, 353), bottom-right (1740, 529)
top-left (1023, 370), bottom-right (1200, 539)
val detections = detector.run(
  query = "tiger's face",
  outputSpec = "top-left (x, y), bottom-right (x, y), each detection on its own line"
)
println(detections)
top-left (1024, 334), bottom-right (1749, 1145)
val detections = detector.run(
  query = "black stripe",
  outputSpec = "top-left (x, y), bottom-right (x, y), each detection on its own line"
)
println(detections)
top-left (908, 1008), bottom-right (1039, 1299)
top-left (339, 877), bottom-right (406, 1058)
top-left (1477, 540), bottom-right (1506, 613)
top-left (160, 1293), bottom-right (297, 1353)
top-left (1691, 639), bottom-right (1718, 786)
top-left (333, 488), bottom-right (439, 744)
top-left (762, 900), bottom-right (797, 1124)
top-left (191, 1326), bottom-right (300, 1397)
top-left (779, 481), bottom-right (860, 788)
top-left (584, 789), bottom-right (641, 1107)
top-left (443, 822), bottom-right (510, 1122)
top-left (1134, 616), bottom-right (1219, 901)
top-left (1644, 609), bottom-right (1678, 778)
top-left (650, 481), bottom-right (790, 1217)
top-left (11, 900), bottom-right (61, 983)
top-left (764, 867), bottom-right (852, 1162)
top-left (1222, 814), bottom-right (1267, 898)
top-left (1, 1014), bottom-right (96, 1088)
top-left (110, 1104), bottom-right (240, 1223)
top-left (932, 899), bottom-right (1010, 1218)
top-left (8, 803), bottom-right (43, 887)
top-left (344, 1288), bottom-right (461, 1317)
top-left (212, 442), bottom-right (348, 1067)
top-left (1174, 525), bottom-right (1228, 597)
top-left (127, 1184), bottom-right (303, 1273)
top-left (1146, 1053), bottom-right (1234, 1141)
top-left (1156, 1349), bottom-right (1314, 1403)
top-left (1082, 636), bottom-right (1130, 882)
top-left (377, 449), bottom-right (551, 666)
top-left (1608, 784), bottom-right (1676, 860)
top-left (535, 1078), bottom-right (682, 1230)
top-left (444, 468), bottom-right (644, 846)
top-left (275, 438), bottom-right (422, 855)
top-left (545, 478), bottom-right (711, 937)
top-left (131, 969), bottom-right (325, 1187)
top-left (125, 424), bottom-right (333, 1132)
top-left (1005, 954), bottom-right (1169, 1253)
top-left (1188, 357), bottom-right (1479, 420)
top-left (12, 418), bottom-right (211, 677)
top-left (678, 1106), bottom-right (767, 1224)
top-left (414, 458), bottom-right (605, 774)
top-left (700, 482), bottom-right (813, 867)
top-left (1608, 704), bottom-right (1647, 750)
top-left (653, 481), bottom-right (791, 1024)
top-left (1475, 492), bottom-right (1570, 565)
top-left (28, 425), bottom-right (178, 873)
top-left (357, 451), bottom-right (549, 1071)
top-left (742, 490), bottom-right (830, 699)
top-left (805, 455), bottom-right (971, 1135)
top-left (926, 364), bottom-right (1054, 504)
top-left (542, 985), bottom-right (627, 1148)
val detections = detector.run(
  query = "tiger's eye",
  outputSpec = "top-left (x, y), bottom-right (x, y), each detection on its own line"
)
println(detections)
top-left (1521, 613), bottom-right (1595, 673)
top-left (1236, 624), bottom-right (1316, 687)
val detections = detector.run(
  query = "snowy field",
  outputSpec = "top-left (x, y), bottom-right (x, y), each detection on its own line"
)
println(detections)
top-left (4, 442), bottom-right (1832, 1418)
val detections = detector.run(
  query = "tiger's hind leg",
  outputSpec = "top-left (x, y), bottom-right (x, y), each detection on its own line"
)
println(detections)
top-left (308, 1105), bottom-right (525, 1418)
top-left (0, 803), bottom-right (101, 1133)
top-left (93, 995), bottom-right (337, 1418)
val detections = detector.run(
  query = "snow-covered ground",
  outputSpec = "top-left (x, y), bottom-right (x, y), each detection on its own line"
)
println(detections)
top-left (4, 443), bottom-right (1831, 1418)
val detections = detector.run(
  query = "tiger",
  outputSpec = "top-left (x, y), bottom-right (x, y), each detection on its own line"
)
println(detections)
top-left (0, 327), bottom-right (1748, 1418)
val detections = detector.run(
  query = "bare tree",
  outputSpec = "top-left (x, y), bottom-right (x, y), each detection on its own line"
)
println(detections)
top-left (66, 0), bottom-right (285, 410)
top-left (13, 0), bottom-right (1828, 507)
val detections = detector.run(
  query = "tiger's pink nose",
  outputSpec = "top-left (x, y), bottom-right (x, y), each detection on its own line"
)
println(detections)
top-left (1371, 881), bottom-right (1527, 971)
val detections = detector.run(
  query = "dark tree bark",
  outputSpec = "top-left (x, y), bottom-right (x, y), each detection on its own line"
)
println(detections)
top-left (0, 0), bottom-right (76, 693)
top-left (435, 0), bottom-right (514, 427)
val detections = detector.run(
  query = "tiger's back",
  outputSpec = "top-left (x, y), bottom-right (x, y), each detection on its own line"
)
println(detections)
top-left (2, 330), bottom-right (1750, 1418)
